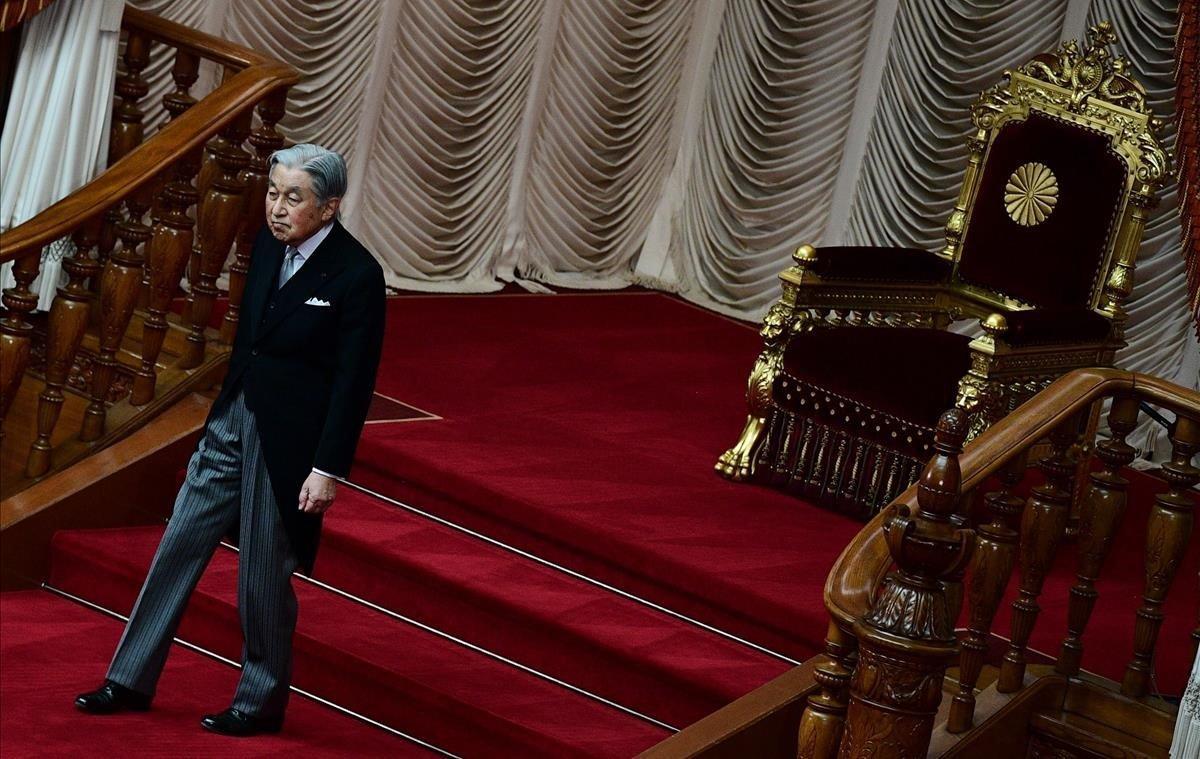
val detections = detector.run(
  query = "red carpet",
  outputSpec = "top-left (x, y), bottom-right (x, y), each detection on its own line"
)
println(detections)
top-left (0, 590), bottom-right (427, 757)
top-left (315, 488), bottom-right (788, 727)
top-left (354, 293), bottom-right (867, 662)
top-left (352, 292), bottom-right (1196, 693)
top-left (48, 522), bottom-right (671, 758)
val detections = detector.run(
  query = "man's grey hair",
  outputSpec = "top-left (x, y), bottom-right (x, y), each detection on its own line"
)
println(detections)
top-left (268, 144), bottom-right (347, 207)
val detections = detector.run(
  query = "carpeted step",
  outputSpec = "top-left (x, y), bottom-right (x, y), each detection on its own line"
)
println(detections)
top-left (48, 527), bottom-right (670, 758)
top-left (353, 293), bottom-right (1198, 695)
top-left (314, 487), bottom-right (789, 728)
top-left (0, 589), bottom-right (428, 757)
top-left (353, 293), bottom-right (872, 662)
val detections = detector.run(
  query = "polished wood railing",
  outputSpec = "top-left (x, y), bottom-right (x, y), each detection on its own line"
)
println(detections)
top-left (795, 368), bottom-right (1198, 757)
top-left (0, 7), bottom-right (298, 493)
top-left (649, 370), bottom-right (1197, 757)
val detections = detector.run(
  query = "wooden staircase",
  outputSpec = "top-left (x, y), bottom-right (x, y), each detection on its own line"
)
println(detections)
top-left (0, 6), bottom-right (298, 500)
top-left (1, 306), bottom-right (226, 498)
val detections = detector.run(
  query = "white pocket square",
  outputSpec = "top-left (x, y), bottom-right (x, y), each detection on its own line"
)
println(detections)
top-left (304, 297), bottom-right (332, 307)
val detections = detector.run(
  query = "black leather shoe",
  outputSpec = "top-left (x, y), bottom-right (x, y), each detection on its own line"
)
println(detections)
top-left (200, 707), bottom-right (284, 737)
top-left (75, 680), bottom-right (152, 714)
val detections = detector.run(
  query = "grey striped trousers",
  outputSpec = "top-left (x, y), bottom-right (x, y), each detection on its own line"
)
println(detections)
top-left (107, 390), bottom-right (300, 718)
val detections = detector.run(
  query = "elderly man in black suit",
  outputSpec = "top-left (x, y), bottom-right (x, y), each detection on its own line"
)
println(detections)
top-left (75, 144), bottom-right (386, 736)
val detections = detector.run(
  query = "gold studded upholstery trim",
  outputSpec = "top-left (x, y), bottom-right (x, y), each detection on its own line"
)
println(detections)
top-left (756, 373), bottom-right (932, 518)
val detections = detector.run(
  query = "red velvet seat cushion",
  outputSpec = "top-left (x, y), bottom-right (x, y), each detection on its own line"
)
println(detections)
top-left (780, 327), bottom-right (972, 427)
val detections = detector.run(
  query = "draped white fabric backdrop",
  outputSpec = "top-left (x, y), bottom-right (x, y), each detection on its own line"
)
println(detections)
top-left (0, 0), bottom-right (123, 310)
top-left (125, 0), bottom-right (1197, 407)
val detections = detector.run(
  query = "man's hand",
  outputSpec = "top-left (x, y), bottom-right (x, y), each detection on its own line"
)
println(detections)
top-left (299, 471), bottom-right (337, 514)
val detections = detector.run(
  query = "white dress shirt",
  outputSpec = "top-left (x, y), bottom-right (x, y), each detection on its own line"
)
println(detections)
top-left (284, 220), bottom-right (335, 277)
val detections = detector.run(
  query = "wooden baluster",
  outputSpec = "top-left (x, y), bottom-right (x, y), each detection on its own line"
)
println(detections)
top-left (1121, 414), bottom-right (1200, 698)
top-left (1056, 397), bottom-right (1139, 675)
top-left (222, 91), bottom-right (286, 345)
top-left (79, 191), bottom-right (153, 441)
top-left (943, 490), bottom-right (977, 628)
top-left (91, 208), bottom-right (121, 297)
top-left (797, 623), bottom-right (856, 759)
top-left (132, 153), bottom-right (200, 405)
top-left (110, 30), bottom-right (150, 165)
top-left (838, 410), bottom-right (974, 758)
top-left (130, 52), bottom-right (201, 406)
top-left (179, 112), bottom-right (250, 369)
top-left (97, 30), bottom-right (149, 301)
top-left (180, 67), bottom-right (237, 327)
top-left (998, 415), bottom-right (1083, 692)
top-left (0, 250), bottom-right (42, 437)
top-left (194, 74), bottom-right (234, 211)
top-left (947, 450), bottom-right (1029, 732)
top-left (25, 221), bottom-right (103, 475)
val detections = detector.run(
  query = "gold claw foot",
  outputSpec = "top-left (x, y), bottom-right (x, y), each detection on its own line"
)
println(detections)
top-left (716, 415), bottom-right (765, 481)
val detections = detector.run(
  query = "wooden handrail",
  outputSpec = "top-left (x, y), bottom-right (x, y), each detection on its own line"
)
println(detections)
top-left (121, 7), bottom-right (269, 70)
top-left (0, 17), bottom-right (298, 262)
top-left (793, 367), bottom-right (1200, 757)
top-left (0, 4), bottom-right (298, 496)
top-left (822, 368), bottom-right (1198, 630)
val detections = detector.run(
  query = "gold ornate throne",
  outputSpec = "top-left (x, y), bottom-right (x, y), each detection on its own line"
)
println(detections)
top-left (716, 23), bottom-right (1170, 518)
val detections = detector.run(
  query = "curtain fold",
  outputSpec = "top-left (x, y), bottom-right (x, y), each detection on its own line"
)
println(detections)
top-left (669, 0), bottom-right (877, 315)
top-left (507, 0), bottom-right (693, 289)
top-left (843, 0), bottom-right (1070, 250)
top-left (352, 0), bottom-right (544, 292)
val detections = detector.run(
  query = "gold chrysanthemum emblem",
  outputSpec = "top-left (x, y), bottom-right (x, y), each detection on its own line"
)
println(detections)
top-left (1004, 162), bottom-right (1058, 226)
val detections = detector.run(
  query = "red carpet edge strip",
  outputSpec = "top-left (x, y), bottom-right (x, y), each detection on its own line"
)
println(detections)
top-left (340, 477), bottom-right (805, 668)
top-left (214, 539), bottom-right (681, 733)
top-left (39, 582), bottom-right (461, 759)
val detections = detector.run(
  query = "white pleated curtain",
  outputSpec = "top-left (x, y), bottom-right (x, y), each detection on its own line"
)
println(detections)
top-left (110, 0), bottom-right (1200, 406)
top-left (0, 0), bottom-right (123, 311)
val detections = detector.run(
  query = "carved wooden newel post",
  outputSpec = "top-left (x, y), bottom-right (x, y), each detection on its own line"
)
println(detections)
top-left (838, 410), bottom-right (974, 758)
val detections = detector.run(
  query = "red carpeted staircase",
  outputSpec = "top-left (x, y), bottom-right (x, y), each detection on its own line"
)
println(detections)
top-left (39, 481), bottom-right (795, 757)
top-left (4, 292), bottom-right (1196, 757)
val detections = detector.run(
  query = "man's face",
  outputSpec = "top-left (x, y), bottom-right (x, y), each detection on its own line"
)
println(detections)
top-left (265, 164), bottom-right (340, 245)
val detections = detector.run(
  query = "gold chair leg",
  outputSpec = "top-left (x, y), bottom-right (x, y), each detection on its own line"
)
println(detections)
top-left (716, 413), bottom-right (766, 481)
top-left (716, 343), bottom-right (783, 481)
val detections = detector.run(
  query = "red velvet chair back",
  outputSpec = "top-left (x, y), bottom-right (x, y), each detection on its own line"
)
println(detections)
top-left (955, 112), bottom-right (1128, 309)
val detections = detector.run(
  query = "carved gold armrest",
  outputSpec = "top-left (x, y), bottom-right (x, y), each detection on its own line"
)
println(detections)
top-left (955, 313), bottom-right (1119, 440)
top-left (779, 244), bottom-right (954, 331)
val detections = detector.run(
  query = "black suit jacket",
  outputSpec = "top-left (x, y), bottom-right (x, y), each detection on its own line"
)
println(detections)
top-left (212, 220), bottom-right (386, 573)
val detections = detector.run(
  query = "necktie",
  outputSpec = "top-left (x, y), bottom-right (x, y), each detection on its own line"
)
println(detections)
top-left (278, 247), bottom-right (302, 288)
